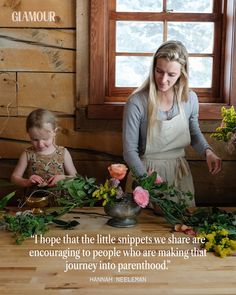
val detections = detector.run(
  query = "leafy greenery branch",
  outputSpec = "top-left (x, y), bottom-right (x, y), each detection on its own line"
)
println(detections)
top-left (0, 191), bottom-right (81, 244)
top-left (54, 174), bottom-right (97, 209)
top-left (133, 170), bottom-right (194, 225)
top-left (188, 207), bottom-right (236, 236)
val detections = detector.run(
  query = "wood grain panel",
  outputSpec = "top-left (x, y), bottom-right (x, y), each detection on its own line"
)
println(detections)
top-left (17, 73), bottom-right (75, 114)
top-left (76, 0), bottom-right (89, 106)
top-left (190, 161), bottom-right (236, 205)
top-left (0, 38), bottom-right (75, 72)
top-left (0, 28), bottom-right (75, 49)
top-left (1, 116), bottom-right (235, 159)
top-left (0, 117), bottom-right (123, 157)
top-left (0, 72), bottom-right (17, 116)
top-left (0, 208), bottom-right (236, 294)
top-left (0, 0), bottom-right (76, 28)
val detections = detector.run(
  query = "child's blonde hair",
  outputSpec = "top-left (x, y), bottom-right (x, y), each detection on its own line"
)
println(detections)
top-left (26, 108), bottom-right (57, 132)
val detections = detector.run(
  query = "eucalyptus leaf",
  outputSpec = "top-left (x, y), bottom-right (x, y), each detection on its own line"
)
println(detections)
top-left (0, 191), bottom-right (15, 210)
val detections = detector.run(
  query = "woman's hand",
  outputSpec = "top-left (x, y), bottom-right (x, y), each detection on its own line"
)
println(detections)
top-left (205, 149), bottom-right (222, 175)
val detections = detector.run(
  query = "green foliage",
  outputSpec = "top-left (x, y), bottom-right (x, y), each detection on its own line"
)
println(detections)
top-left (0, 192), bottom-right (15, 210)
top-left (211, 106), bottom-right (236, 142)
top-left (4, 211), bottom-right (51, 244)
top-left (188, 207), bottom-right (236, 235)
top-left (134, 171), bottom-right (193, 225)
top-left (0, 175), bottom-right (97, 244)
top-left (193, 208), bottom-right (236, 257)
top-left (55, 174), bottom-right (97, 209)
top-left (2, 208), bottom-right (80, 244)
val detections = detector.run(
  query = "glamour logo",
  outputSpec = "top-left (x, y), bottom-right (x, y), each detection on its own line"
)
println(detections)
top-left (12, 11), bottom-right (56, 22)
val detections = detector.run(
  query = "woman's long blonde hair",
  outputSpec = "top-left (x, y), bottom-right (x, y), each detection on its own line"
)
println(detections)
top-left (132, 40), bottom-right (189, 141)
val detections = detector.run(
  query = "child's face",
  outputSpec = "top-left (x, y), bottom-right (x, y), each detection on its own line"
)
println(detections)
top-left (28, 125), bottom-right (56, 153)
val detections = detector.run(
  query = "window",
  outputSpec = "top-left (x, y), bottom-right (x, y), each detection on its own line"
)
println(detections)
top-left (88, 0), bottom-right (236, 120)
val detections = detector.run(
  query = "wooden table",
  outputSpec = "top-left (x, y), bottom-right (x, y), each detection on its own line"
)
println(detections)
top-left (0, 207), bottom-right (236, 295)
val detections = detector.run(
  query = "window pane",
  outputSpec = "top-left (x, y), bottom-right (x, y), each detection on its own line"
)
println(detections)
top-left (116, 21), bottom-right (163, 53)
top-left (167, 0), bottom-right (213, 13)
top-left (116, 56), bottom-right (212, 88)
top-left (168, 22), bottom-right (214, 53)
top-left (116, 56), bottom-right (151, 87)
top-left (116, 0), bottom-right (162, 12)
top-left (189, 57), bottom-right (212, 88)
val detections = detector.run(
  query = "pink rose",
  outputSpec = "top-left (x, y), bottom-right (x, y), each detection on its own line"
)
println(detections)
top-left (108, 164), bottom-right (128, 180)
top-left (133, 186), bottom-right (149, 208)
top-left (155, 174), bottom-right (163, 184)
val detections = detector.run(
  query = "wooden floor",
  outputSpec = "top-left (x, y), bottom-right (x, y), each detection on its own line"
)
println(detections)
top-left (0, 207), bottom-right (236, 295)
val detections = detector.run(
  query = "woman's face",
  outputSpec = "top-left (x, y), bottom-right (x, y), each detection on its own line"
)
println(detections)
top-left (154, 58), bottom-right (181, 93)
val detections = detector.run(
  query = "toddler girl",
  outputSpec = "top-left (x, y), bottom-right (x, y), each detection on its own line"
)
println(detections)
top-left (11, 108), bottom-right (77, 188)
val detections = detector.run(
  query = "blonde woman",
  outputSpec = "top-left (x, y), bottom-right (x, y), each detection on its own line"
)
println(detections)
top-left (123, 40), bottom-right (221, 206)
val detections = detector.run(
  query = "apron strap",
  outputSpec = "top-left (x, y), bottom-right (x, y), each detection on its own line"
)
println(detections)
top-left (174, 157), bottom-right (190, 187)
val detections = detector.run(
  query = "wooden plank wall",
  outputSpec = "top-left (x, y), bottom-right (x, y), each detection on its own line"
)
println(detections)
top-left (0, 0), bottom-right (235, 206)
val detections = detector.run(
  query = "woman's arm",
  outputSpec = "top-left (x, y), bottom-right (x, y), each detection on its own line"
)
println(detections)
top-left (188, 92), bottom-right (221, 174)
top-left (123, 98), bottom-right (147, 176)
top-left (188, 92), bottom-right (212, 155)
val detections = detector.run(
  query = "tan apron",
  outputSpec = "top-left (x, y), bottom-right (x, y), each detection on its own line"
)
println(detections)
top-left (126, 102), bottom-right (195, 207)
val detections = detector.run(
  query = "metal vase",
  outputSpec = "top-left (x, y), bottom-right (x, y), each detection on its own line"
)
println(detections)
top-left (104, 194), bottom-right (141, 227)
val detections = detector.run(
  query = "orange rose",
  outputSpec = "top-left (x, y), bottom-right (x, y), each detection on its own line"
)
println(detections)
top-left (108, 164), bottom-right (128, 180)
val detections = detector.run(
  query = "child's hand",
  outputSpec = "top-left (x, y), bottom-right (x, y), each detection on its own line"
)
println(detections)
top-left (47, 175), bottom-right (65, 187)
top-left (29, 174), bottom-right (44, 185)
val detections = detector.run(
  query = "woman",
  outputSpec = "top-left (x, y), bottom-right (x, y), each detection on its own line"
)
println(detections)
top-left (123, 40), bottom-right (221, 206)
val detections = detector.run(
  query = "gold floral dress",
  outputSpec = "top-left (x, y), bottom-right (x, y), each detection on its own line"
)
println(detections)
top-left (26, 145), bottom-right (65, 180)
top-left (25, 145), bottom-right (65, 205)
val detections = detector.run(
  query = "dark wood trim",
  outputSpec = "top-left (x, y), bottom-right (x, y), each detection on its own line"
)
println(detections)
top-left (89, 0), bottom-right (106, 104)
top-left (87, 103), bottom-right (227, 120)
top-left (109, 11), bottom-right (220, 22)
top-left (229, 0), bottom-right (236, 107)
top-left (87, 104), bottom-right (124, 119)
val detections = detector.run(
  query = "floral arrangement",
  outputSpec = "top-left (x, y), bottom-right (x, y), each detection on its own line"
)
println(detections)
top-left (92, 164), bottom-right (128, 206)
top-left (1, 164), bottom-right (236, 259)
top-left (91, 163), bottom-right (157, 208)
top-left (92, 163), bottom-right (194, 227)
top-left (211, 106), bottom-right (236, 153)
